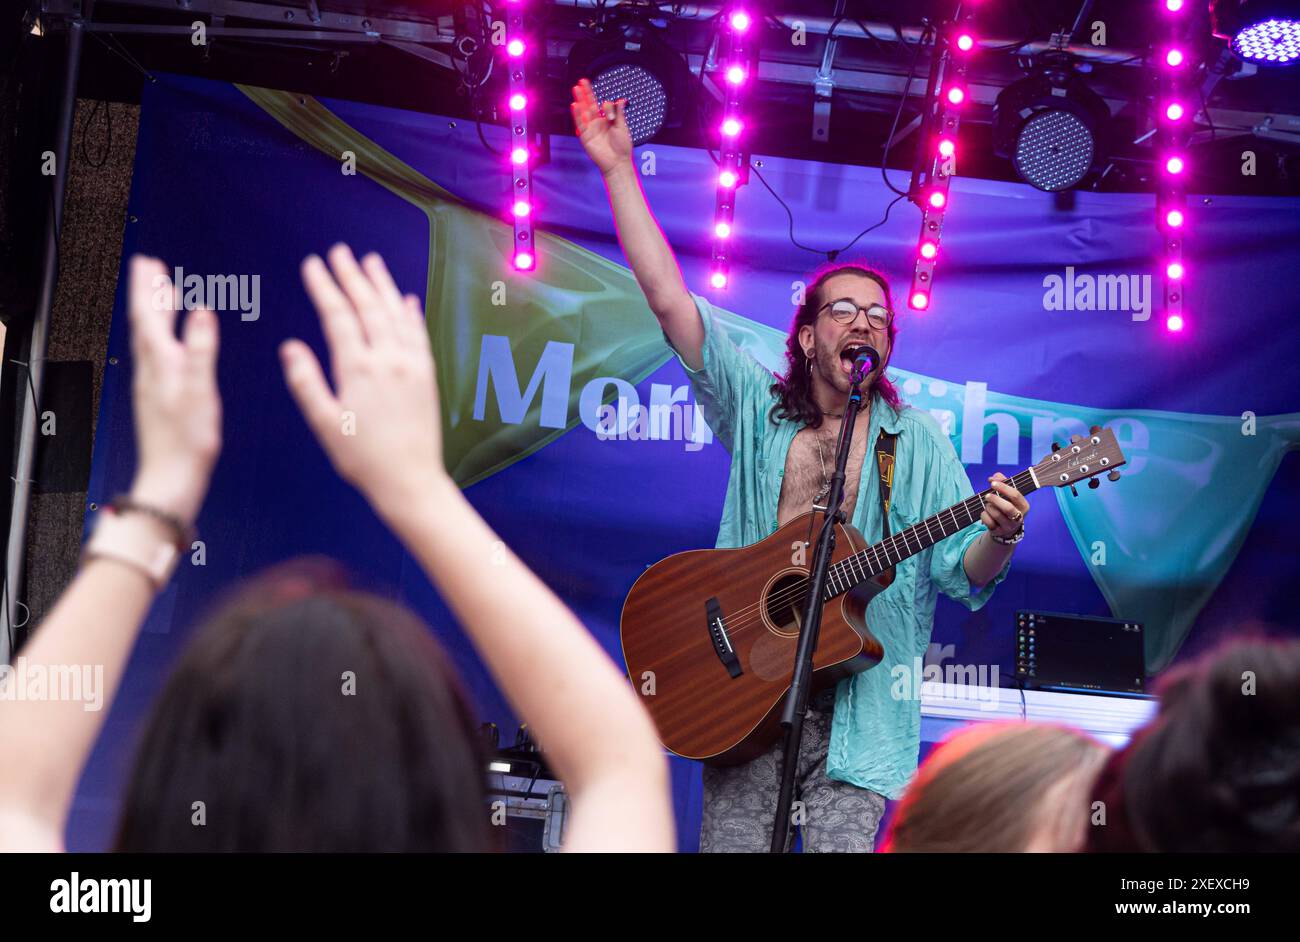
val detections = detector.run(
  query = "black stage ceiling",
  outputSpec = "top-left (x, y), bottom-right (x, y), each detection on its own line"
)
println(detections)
top-left (13, 0), bottom-right (1300, 194)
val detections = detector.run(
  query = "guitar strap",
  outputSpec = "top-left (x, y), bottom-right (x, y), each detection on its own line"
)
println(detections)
top-left (874, 430), bottom-right (898, 541)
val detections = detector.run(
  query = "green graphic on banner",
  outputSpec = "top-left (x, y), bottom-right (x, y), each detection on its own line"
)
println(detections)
top-left (239, 84), bottom-right (1300, 673)
top-left (239, 84), bottom-right (675, 489)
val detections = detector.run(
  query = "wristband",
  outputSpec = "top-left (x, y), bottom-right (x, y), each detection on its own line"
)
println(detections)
top-left (83, 509), bottom-right (180, 589)
top-left (106, 494), bottom-right (196, 552)
top-left (989, 524), bottom-right (1025, 546)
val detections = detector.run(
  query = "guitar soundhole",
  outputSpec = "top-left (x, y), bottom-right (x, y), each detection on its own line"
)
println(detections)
top-left (764, 573), bottom-right (809, 636)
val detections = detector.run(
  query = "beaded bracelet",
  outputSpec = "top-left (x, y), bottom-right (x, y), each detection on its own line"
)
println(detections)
top-left (990, 525), bottom-right (1025, 546)
top-left (105, 494), bottom-right (196, 551)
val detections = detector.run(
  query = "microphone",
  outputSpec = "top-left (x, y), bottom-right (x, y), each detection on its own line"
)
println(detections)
top-left (845, 344), bottom-right (881, 385)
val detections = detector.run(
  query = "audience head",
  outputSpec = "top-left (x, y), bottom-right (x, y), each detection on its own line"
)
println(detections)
top-left (883, 721), bottom-right (1109, 852)
top-left (114, 557), bottom-right (494, 852)
top-left (1086, 636), bottom-right (1300, 853)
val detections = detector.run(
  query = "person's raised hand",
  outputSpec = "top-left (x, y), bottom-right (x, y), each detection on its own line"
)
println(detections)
top-left (570, 78), bottom-right (632, 176)
top-left (126, 255), bottom-right (222, 527)
top-left (280, 245), bottom-right (447, 519)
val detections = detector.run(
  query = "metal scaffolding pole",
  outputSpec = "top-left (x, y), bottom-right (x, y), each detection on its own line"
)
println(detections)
top-left (1, 16), bottom-right (84, 663)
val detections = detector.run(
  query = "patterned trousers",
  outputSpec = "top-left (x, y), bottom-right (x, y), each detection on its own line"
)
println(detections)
top-left (699, 699), bottom-right (887, 853)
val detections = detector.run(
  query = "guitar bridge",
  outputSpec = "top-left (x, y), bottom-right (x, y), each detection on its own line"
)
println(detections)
top-left (706, 597), bottom-right (742, 679)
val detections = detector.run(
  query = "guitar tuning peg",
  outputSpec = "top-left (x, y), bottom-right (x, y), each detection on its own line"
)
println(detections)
top-left (1088, 477), bottom-right (1100, 489)
top-left (1107, 469), bottom-right (1121, 482)
top-left (1089, 425), bottom-right (1102, 435)
top-left (1051, 442), bottom-right (1061, 452)
top-left (1069, 434), bottom-right (1082, 444)
top-left (1070, 484), bottom-right (1079, 497)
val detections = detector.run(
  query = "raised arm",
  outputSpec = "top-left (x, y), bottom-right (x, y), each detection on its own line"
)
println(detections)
top-left (280, 245), bottom-right (675, 852)
top-left (0, 257), bottom-right (221, 850)
top-left (571, 79), bottom-right (704, 370)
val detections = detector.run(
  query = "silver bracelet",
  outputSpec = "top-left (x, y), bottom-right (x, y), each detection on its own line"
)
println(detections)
top-left (989, 525), bottom-right (1025, 546)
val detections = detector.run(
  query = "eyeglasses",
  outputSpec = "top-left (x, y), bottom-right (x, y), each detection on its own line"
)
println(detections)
top-left (818, 298), bottom-right (893, 330)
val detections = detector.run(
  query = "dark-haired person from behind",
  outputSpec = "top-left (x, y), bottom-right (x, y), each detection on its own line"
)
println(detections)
top-left (114, 559), bottom-right (494, 852)
top-left (1086, 635), bottom-right (1300, 853)
top-left (0, 249), bottom-right (674, 852)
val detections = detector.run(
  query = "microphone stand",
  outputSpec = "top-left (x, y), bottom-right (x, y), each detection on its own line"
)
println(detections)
top-left (769, 357), bottom-right (872, 853)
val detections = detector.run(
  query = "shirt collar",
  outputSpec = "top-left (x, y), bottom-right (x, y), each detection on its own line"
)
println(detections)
top-left (872, 390), bottom-right (906, 435)
top-left (776, 388), bottom-right (905, 436)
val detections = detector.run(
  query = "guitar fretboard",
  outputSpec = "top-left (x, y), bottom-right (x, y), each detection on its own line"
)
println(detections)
top-left (823, 468), bottom-right (1039, 600)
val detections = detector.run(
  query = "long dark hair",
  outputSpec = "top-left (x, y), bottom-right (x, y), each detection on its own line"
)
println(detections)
top-left (1086, 633), bottom-right (1300, 853)
top-left (114, 557), bottom-right (495, 852)
top-left (769, 262), bottom-right (905, 429)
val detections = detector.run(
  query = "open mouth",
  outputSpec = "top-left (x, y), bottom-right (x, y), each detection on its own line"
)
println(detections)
top-left (839, 344), bottom-right (870, 374)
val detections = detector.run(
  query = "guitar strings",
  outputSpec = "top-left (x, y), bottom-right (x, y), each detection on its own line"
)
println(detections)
top-left (702, 490), bottom-right (996, 642)
top-left (707, 490), bottom-right (993, 642)
top-left (698, 470), bottom-right (1037, 642)
top-left (717, 468), bottom-right (1035, 638)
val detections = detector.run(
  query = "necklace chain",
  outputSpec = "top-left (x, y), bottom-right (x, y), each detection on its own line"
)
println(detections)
top-left (812, 404), bottom-right (869, 504)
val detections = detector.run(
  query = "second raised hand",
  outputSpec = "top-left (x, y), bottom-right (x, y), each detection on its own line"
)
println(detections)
top-left (280, 244), bottom-right (447, 518)
top-left (570, 78), bottom-right (631, 175)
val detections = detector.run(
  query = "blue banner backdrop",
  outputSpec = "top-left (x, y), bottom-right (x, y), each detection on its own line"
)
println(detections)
top-left (70, 73), bottom-right (1299, 851)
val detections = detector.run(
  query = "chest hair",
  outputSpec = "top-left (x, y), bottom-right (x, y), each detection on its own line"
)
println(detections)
top-left (776, 420), bottom-right (871, 527)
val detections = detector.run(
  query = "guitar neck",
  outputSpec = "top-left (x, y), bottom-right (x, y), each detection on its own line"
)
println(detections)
top-left (823, 467), bottom-right (1040, 601)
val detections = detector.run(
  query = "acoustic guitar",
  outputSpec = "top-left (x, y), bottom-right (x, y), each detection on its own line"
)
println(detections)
top-left (620, 427), bottom-right (1127, 765)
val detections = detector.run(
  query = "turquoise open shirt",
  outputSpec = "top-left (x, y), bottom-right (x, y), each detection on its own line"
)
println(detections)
top-left (667, 292), bottom-right (1011, 799)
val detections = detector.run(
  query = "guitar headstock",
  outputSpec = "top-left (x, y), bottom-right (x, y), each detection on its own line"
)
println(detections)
top-left (1033, 426), bottom-right (1127, 492)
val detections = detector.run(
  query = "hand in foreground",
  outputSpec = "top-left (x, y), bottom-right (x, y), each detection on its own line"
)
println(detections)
top-left (126, 255), bottom-right (222, 526)
top-left (280, 244), bottom-right (446, 517)
top-left (570, 78), bottom-right (632, 176)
